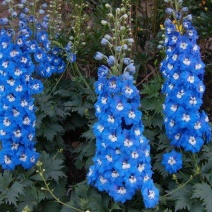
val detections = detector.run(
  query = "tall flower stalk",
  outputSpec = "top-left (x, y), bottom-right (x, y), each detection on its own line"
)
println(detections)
top-left (87, 1), bottom-right (159, 208)
top-left (160, 0), bottom-right (211, 174)
top-left (0, 0), bottom-right (65, 170)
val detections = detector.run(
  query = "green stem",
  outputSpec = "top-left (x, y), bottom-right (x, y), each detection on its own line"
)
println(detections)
top-left (46, 71), bottom-right (65, 100)
top-left (38, 169), bottom-right (84, 212)
top-left (163, 175), bottom-right (194, 197)
top-left (72, 62), bottom-right (90, 89)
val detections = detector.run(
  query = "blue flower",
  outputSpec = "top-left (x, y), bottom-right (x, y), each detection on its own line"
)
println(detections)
top-left (97, 65), bottom-right (109, 79)
top-left (0, 150), bottom-right (18, 170)
top-left (142, 180), bottom-right (159, 208)
top-left (0, 18), bottom-right (9, 25)
top-left (162, 150), bottom-right (182, 174)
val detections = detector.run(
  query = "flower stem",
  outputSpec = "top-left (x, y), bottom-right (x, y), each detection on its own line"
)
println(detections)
top-left (72, 62), bottom-right (90, 89)
top-left (37, 163), bottom-right (84, 212)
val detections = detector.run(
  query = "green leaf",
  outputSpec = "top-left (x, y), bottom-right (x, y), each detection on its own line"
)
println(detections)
top-left (0, 171), bottom-right (13, 192)
top-left (30, 152), bottom-right (65, 183)
top-left (5, 181), bottom-right (25, 206)
top-left (17, 186), bottom-right (38, 211)
top-left (192, 183), bottom-right (212, 212)
top-left (170, 184), bottom-right (193, 211)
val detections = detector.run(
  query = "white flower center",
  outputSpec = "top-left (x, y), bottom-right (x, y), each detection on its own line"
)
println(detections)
top-left (124, 139), bottom-right (133, 147)
top-left (107, 115), bottom-right (115, 123)
top-left (187, 76), bottom-right (194, 83)
top-left (183, 58), bottom-right (191, 66)
top-left (168, 84), bottom-right (174, 90)
top-left (109, 81), bottom-right (117, 89)
top-left (180, 42), bottom-right (188, 49)
top-left (7, 94), bottom-right (15, 102)
top-left (116, 103), bottom-right (124, 111)
top-left (23, 117), bottom-right (31, 125)
top-left (171, 105), bottom-right (177, 112)
top-left (7, 79), bottom-right (15, 86)
top-left (112, 171), bottom-right (119, 178)
top-left (11, 143), bottom-right (19, 150)
top-left (173, 73), bottom-right (179, 80)
top-left (108, 134), bottom-right (117, 142)
top-left (168, 157), bottom-right (176, 165)
top-left (105, 155), bottom-right (113, 162)
top-left (100, 176), bottom-right (107, 184)
top-left (97, 125), bottom-right (104, 132)
top-left (172, 54), bottom-right (178, 61)
top-left (177, 90), bottom-right (185, 98)
top-left (144, 175), bottom-right (150, 182)
top-left (175, 134), bottom-right (180, 140)
top-left (117, 187), bottom-right (126, 194)
top-left (194, 122), bottom-right (201, 130)
top-left (134, 129), bottom-right (140, 136)
top-left (101, 97), bottom-right (107, 104)
top-left (172, 36), bottom-right (178, 43)
top-left (125, 86), bottom-right (133, 95)
top-left (131, 151), bottom-right (139, 159)
top-left (182, 114), bottom-right (190, 122)
top-left (4, 156), bottom-right (12, 164)
top-left (148, 190), bottom-right (155, 199)
top-left (138, 164), bottom-right (145, 172)
top-left (128, 111), bottom-right (135, 119)
top-left (20, 154), bottom-right (27, 162)
top-left (189, 97), bottom-right (197, 105)
top-left (15, 85), bottom-right (23, 92)
top-left (169, 120), bottom-right (175, 127)
top-left (189, 136), bottom-right (196, 145)
top-left (122, 162), bottom-right (130, 169)
top-left (129, 176), bottom-right (136, 183)
top-left (167, 63), bottom-right (173, 70)
top-left (14, 129), bottom-right (21, 137)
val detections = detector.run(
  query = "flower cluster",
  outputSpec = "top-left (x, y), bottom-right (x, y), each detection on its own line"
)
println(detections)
top-left (160, 3), bottom-right (211, 173)
top-left (0, 0), bottom-right (66, 170)
top-left (0, 29), bottom-right (41, 170)
top-left (88, 69), bottom-right (159, 207)
top-left (87, 1), bottom-right (159, 208)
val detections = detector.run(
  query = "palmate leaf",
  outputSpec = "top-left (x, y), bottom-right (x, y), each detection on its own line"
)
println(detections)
top-left (0, 171), bottom-right (13, 192)
top-left (192, 182), bottom-right (212, 212)
top-left (0, 172), bottom-right (26, 206)
top-left (4, 181), bottom-right (25, 206)
top-left (169, 184), bottom-right (193, 211)
top-left (16, 186), bottom-right (38, 211)
top-left (30, 152), bottom-right (65, 183)
top-left (39, 122), bottom-right (65, 141)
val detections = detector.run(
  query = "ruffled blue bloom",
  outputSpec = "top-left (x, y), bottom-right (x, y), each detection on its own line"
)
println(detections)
top-left (162, 150), bottom-right (182, 174)
top-left (142, 180), bottom-right (159, 208)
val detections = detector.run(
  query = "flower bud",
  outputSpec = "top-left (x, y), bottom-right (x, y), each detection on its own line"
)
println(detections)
top-left (105, 3), bottom-right (111, 8)
top-left (107, 55), bottom-right (115, 66)
top-left (116, 8), bottom-right (121, 14)
top-left (94, 52), bottom-right (105, 60)
top-left (101, 20), bottom-right (108, 25)
top-left (165, 8), bottom-right (173, 15)
top-left (104, 34), bottom-right (112, 40)
top-left (121, 14), bottom-right (128, 19)
top-left (101, 38), bottom-right (109, 45)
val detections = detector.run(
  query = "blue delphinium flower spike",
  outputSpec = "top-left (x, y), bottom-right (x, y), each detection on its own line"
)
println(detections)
top-left (0, 2), bottom-right (66, 170)
top-left (87, 3), bottom-right (159, 208)
top-left (160, 2), bottom-right (211, 174)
